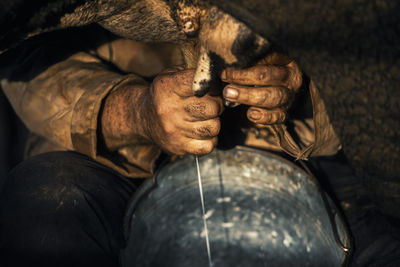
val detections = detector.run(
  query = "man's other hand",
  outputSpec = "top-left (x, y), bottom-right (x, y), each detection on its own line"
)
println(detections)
top-left (220, 53), bottom-right (302, 125)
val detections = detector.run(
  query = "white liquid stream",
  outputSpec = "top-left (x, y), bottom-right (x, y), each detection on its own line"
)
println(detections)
top-left (195, 156), bottom-right (213, 267)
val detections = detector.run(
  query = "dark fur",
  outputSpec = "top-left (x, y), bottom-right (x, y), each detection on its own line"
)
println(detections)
top-left (229, 24), bottom-right (270, 68)
top-left (0, 0), bottom-right (86, 52)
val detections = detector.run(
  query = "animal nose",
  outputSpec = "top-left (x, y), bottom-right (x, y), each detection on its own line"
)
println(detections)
top-left (190, 8), bottom-right (271, 97)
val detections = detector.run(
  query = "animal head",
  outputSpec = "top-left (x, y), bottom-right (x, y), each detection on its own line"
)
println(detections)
top-left (0, 0), bottom-right (271, 96)
top-left (170, 1), bottom-right (272, 96)
top-left (190, 6), bottom-right (271, 96)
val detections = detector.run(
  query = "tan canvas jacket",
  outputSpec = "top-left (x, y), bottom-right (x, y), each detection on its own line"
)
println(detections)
top-left (0, 26), bottom-right (341, 178)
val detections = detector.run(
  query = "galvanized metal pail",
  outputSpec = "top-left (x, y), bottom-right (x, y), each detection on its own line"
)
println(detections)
top-left (121, 147), bottom-right (352, 266)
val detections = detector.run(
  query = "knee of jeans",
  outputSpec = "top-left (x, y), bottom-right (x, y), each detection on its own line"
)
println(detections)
top-left (0, 152), bottom-right (95, 208)
top-left (0, 154), bottom-right (119, 267)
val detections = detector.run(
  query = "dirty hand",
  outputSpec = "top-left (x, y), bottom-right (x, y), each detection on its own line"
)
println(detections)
top-left (101, 69), bottom-right (223, 156)
top-left (147, 68), bottom-right (224, 155)
top-left (220, 54), bottom-right (302, 125)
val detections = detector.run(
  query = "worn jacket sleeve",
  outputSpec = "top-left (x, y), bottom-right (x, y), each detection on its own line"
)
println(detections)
top-left (0, 27), bottom-right (162, 178)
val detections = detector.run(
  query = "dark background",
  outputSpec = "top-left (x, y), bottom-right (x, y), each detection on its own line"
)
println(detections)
top-left (0, 86), bottom-right (28, 178)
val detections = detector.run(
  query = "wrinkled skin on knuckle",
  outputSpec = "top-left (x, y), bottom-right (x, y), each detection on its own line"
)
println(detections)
top-left (264, 111), bottom-right (283, 124)
top-left (277, 111), bottom-right (287, 122)
top-left (257, 69), bottom-right (269, 82)
top-left (273, 88), bottom-right (286, 106)
top-left (194, 119), bottom-right (220, 138)
top-left (193, 126), bottom-right (209, 138)
top-left (193, 126), bottom-right (211, 138)
top-left (287, 61), bottom-right (303, 91)
top-left (261, 110), bottom-right (286, 124)
top-left (185, 101), bottom-right (207, 118)
top-left (263, 112), bottom-right (272, 124)
top-left (185, 98), bottom-right (221, 120)
top-left (252, 90), bottom-right (268, 106)
top-left (261, 111), bottom-right (275, 124)
top-left (259, 67), bottom-right (287, 83)
top-left (271, 112), bottom-right (280, 123)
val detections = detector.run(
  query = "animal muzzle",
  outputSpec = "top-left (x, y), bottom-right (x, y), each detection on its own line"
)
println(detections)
top-left (191, 7), bottom-right (272, 97)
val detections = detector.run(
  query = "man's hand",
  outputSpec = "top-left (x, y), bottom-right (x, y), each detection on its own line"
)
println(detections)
top-left (148, 69), bottom-right (223, 155)
top-left (220, 54), bottom-right (302, 125)
top-left (101, 69), bottom-right (223, 156)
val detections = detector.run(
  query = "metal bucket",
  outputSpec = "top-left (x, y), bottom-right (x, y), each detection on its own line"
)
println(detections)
top-left (121, 147), bottom-right (352, 266)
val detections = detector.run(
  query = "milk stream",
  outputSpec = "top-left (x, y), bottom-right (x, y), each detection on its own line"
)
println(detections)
top-left (195, 156), bottom-right (213, 267)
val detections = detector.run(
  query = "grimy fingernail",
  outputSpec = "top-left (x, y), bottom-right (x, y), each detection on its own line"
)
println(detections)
top-left (224, 88), bottom-right (239, 99)
top-left (249, 110), bottom-right (262, 120)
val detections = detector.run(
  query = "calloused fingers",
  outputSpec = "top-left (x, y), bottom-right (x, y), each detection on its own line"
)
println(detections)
top-left (179, 118), bottom-right (221, 140)
top-left (221, 61), bottom-right (302, 91)
top-left (183, 96), bottom-right (224, 121)
top-left (247, 107), bottom-right (287, 125)
top-left (223, 84), bottom-right (292, 109)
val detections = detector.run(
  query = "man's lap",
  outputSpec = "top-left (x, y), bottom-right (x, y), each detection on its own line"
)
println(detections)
top-left (0, 151), bottom-right (138, 267)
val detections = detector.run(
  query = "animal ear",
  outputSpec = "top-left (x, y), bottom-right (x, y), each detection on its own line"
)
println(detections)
top-left (175, 2), bottom-right (205, 38)
top-left (191, 7), bottom-right (271, 97)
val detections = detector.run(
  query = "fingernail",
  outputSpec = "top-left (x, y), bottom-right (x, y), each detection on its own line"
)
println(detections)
top-left (220, 70), bottom-right (226, 80)
top-left (224, 88), bottom-right (239, 99)
top-left (249, 110), bottom-right (262, 120)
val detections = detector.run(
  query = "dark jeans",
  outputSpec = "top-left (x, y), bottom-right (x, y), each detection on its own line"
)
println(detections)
top-left (0, 151), bottom-right (139, 267)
